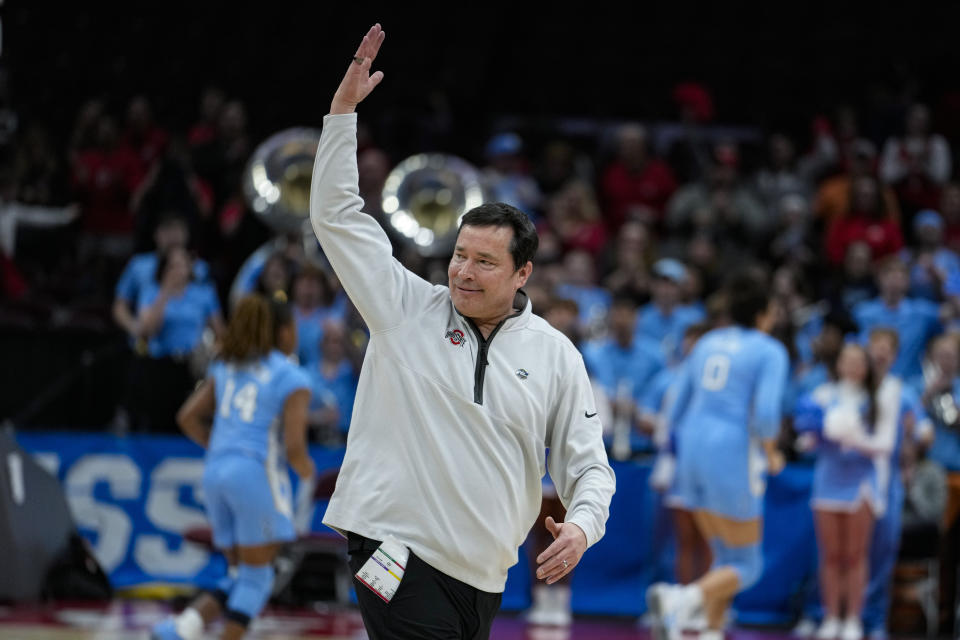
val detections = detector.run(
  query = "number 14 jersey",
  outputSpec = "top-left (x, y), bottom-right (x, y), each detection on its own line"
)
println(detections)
top-left (207, 351), bottom-right (312, 463)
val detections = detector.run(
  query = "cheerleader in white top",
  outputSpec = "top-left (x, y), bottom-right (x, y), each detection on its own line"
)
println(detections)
top-left (799, 343), bottom-right (899, 640)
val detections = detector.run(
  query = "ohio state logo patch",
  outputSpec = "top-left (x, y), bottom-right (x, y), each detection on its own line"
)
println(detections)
top-left (445, 329), bottom-right (466, 347)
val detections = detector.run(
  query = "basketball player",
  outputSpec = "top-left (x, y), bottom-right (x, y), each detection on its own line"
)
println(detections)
top-left (152, 293), bottom-right (314, 640)
top-left (646, 271), bottom-right (789, 640)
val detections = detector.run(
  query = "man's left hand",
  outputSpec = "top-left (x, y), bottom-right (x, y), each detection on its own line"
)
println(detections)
top-left (535, 517), bottom-right (587, 584)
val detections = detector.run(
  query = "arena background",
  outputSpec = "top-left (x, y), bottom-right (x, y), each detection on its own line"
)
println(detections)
top-left (3, 3), bottom-right (960, 638)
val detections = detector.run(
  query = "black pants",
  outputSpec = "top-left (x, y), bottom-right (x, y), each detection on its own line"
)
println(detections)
top-left (347, 532), bottom-right (502, 640)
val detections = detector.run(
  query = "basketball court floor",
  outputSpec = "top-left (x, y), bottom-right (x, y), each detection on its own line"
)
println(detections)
top-left (0, 601), bottom-right (812, 640)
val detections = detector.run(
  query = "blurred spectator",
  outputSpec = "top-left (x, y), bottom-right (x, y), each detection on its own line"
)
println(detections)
top-left (129, 246), bottom-right (224, 432)
top-left (938, 181), bottom-right (960, 253)
top-left (121, 95), bottom-right (169, 176)
top-left (544, 179), bottom-right (607, 255)
top-left (542, 297), bottom-right (581, 345)
top-left (636, 258), bottom-right (705, 364)
top-left (187, 86), bottom-right (225, 147)
top-left (229, 239), bottom-right (303, 308)
top-left (256, 251), bottom-right (294, 299)
top-left (880, 103), bottom-right (952, 217)
top-left (14, 124), bottom-right (67, 206)
top-left (754, 133), bottom-right (812, 219)
top-left (68, 99), bottom-right (104, 155)
top-left (813, 138), bottom-right (901, 225)
top-left (915, 333), bottom-right (960, 471)
top-left (771, 265), bottom-right (814, 364)
top-left (70, 114), bottom-right (144, 261)
top-left (800, 106), bottom-right (862, 181)
top-left (306, 320), bottom-right (360, 437)
top-left (554, 249), bottom-right (611, 333)
top-left (825, 175), bottom-right (903, 265)
top-left (853, 256), bottom-right (942, 380)
top-left (581, 293), bottom-right (665, 450)
top-left (600, 123), bottom-right (677, 231)
top-left (900, 209), bottom-right (960, 301)
top-left (665, 82), bottom-right (715, 183)
top-left (823, 241), bottom-right (877, 312)
top-left (356, 147), bottom-right (403, 252)
top-left (536, 140), bottom-right (591, 198)
top-left (601, 219), bottom-right (653, 300)
top-left (131, 136), bottom-right (214, 253)
top-left (113, 211), bottom-right (210, 340)
top-left (788, 310), bottom-right (852, 405)
top-left (192, 100), bottom-right (250, 207)
top-left (682, 231), bottom-right (727, 295)
top-left (0, 165), bottom-right (77, 299)
top-left (768, 193), bottom-right (816, 268)
top-left (482, 132), bottom-right (542, 218)
top-left (665, 140), bottom-right (769, 245)
top-left (358, 147), bottom-right (390, 214)
top-left (292, 265), bottom-right (346, 366)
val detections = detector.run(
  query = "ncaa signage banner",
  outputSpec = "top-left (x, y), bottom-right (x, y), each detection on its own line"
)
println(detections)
top-left (15, 431), bottom-right (344, 589)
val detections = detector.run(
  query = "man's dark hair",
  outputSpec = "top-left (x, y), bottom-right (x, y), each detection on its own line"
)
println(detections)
top-left (724, 269), bottom-right (769, 328)
top-left (459, 203), bottom-right (538, 271)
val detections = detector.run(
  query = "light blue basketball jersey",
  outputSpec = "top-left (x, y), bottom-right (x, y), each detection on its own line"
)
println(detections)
top-left (668, 326), bottom-right (789, 519)
top-left (207, 351), bottom-right (312, 463)
top-left (669, 326), bottom-right (789, 444)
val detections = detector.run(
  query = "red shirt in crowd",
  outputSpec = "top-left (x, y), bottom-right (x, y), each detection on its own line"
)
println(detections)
top-left (825, 215), bottom-right (904, 265)
top-left (601, 159), bottom-right (677, 229)
top-left (188, 122), bottom-right (217, 147)
top-left (71, 147), bottom-right (144, 233)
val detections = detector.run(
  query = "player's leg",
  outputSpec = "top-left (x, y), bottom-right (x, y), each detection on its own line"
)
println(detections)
top-left (694, 510), bottom-right (764, 630)
top-left (193, 546), bottom-right (239, 624)
top-left (221, 542), bottom-right (284, 640)
top-left (152, 465), bottom-right (238, 640)
top-left (219, 456), bottom-right (296, 640)
top-left (673, 506), bottom-right (707, 584)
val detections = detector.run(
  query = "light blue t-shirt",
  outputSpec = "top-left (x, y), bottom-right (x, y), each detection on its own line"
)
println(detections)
top-left (554, 284), bottom-right (611, 328)
top-left (294, 295), bottom-right (350, 366)
top-left (902, 247), bottom-right (960, 300)
top-left (635, 303), bottom-right (705, 363)
top-left (137, 281), bottom-right (221, 357)
top-left (853, 297), bottom-right (941, 380)
top-left (307, 360), bottom-right (358, 433)
top-left (207, 351), bottom-right (312, 463)
top-left (115, 252), bottom-right (210, 304)
top-left (582, 335), bottom-right (666, 403)
top-left (668, 326), bottom-right (789, 444)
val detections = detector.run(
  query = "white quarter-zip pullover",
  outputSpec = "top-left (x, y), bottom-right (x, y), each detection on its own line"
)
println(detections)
top-left (310, 113), bottom-right (615, 592)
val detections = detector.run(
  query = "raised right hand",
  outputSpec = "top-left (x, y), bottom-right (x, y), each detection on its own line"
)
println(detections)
top-left (331, 23), bottom-right (386, 115)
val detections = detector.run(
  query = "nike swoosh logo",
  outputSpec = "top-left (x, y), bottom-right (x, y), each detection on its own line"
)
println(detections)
top-left (585, 411), bottom-right (598, 418)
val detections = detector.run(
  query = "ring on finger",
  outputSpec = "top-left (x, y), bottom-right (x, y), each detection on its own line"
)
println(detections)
top-left (352, 56), bottom-right (365, 65)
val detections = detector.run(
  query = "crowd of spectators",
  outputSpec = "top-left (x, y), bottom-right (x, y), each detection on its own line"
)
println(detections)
top-left (1, 71), bottom-right (960, 634)
top-left (3, 82), bottom-right (960, 465)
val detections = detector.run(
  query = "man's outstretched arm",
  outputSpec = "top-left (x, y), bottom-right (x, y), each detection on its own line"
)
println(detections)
top-left (310, 24), bottom-right (435, 333)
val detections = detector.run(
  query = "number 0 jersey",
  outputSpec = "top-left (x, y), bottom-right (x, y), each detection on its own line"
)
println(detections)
top-left (666, 326), bottom-right (789, 519)
top-left (207, 351), bottom-right (312, 463)
top-left (667, 326), bottom-right (789, 444)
